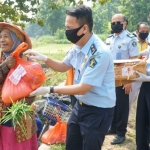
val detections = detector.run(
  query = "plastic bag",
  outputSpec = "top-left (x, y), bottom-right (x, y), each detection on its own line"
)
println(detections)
top-left (2, 42), bottom-right (46, 105)
top-left (65, 68), bottom-right (74, 85)
top-left (41, 115), bottom-right (67, 145)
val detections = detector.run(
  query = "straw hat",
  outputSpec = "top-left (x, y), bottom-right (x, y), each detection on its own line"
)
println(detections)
top-left (0, 22), bottom-right (32, 49)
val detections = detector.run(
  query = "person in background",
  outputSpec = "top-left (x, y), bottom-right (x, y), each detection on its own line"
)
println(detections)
top-left (130, 56), bottom-right (150, 149)
top-left (0, 22), bottom-right (38, 150)
top-left (129, 22), bottom-right (150, 114)
top-left (24, 5), bottom-right (116, 150)
top-left (106, 14), bottom-right (139, 144)
top-left (147, 32), bottom-right (150, 43)
top-left (124, 17), bottom-right (129, 32)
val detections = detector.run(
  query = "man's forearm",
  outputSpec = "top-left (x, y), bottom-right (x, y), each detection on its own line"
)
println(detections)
top-left (45, 58), bottom-right (70, 72)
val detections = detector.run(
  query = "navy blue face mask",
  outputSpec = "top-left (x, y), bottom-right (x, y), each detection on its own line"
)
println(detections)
top-left (65, 25), bottom-right (85, 44)
top-left (139, 32), bottom-right (149, 40)
top-left (111, 24), bottom-right (123, 33)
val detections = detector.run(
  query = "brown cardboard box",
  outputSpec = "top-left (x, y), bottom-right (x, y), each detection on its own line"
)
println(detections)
top-left (114, 59), bottom-right (146, 86)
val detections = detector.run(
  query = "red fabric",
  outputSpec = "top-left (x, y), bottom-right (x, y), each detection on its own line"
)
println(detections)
top-left (0, 125), bottom-right (38, 150)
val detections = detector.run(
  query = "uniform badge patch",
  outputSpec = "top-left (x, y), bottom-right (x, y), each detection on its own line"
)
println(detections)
top-left (89, 55), bottom-right (100, 59)
top-left (132, 41), bottom-right (137, 47)
top-left (89, 58), bottom-right (97, 68)
top-left (91, 44), bottom-right (97, 55)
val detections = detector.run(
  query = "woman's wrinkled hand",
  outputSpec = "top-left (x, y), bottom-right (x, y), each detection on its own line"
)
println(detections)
top-left (5, 56), bottom-right (16, 69)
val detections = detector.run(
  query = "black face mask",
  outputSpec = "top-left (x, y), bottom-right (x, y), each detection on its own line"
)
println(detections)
top-left (111, 24), bottom-right (123, 33)
top-left (139, 32), bottom-right (149, 40)
top-left (65, 25), bottom-right (85, 44)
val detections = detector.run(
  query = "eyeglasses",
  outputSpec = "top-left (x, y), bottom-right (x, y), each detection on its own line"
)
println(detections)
top-left (111, 21), bottom-right (124, 25)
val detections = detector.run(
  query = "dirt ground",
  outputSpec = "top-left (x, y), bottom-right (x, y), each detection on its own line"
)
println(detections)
top-left (102, 103), bottom-right (137, 150)
top-left (39, 102), bottom-right (137, 150)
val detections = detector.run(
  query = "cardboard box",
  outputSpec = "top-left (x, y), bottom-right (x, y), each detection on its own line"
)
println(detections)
top-left (114, 59), bottom-right (146, 86)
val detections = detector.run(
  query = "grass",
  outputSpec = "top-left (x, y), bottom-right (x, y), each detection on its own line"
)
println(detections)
top-left (33, 43), bottom-right (71, 86)
top-left (33, 43), bottom-right (71, 55)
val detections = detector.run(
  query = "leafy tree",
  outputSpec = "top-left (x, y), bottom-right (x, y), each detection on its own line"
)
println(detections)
top-left (92, 0), bottom-right (121, 34)
top-left (38, 0), bottom-right (67, 36)
top-left (0, 0), bottom-right (111, 27)
top-left (25, 23), bottom-right (50, 37)
top-left (120, 0), bottom-right (150, 31)
top-left (0, 0), bottom-right (40, 28)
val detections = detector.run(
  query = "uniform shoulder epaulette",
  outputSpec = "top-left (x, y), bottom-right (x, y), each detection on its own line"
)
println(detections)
top-left (132, 33), bottom-right (137, 37)
top-left (107, 34), bottom-right (113, 38)
top-left (127, 33), bottom-right (135, 38)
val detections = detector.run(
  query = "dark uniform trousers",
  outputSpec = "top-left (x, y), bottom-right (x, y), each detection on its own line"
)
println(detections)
top-left (66, 101), bottom-right (114, 150)
top-left (110, 86), bottom-right (129, 137)
top-left (136, 82), bottom-right (150, 150)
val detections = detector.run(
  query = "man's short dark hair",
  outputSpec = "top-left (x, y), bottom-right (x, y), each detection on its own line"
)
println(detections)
top-left (124, 16), bottom-right (128, 25)
top-left (137, 22), bottom-right (149, 30)
top-left (66, 5), bottom-right (93, 32)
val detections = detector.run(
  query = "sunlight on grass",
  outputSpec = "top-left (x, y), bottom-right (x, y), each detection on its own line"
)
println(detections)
top-left (50, 143), bottom-right (65, 150)
top-left (33, 43), bottom-right (71, 55)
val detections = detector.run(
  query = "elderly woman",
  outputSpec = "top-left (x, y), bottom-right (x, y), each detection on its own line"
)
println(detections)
top-left (0, 22), bottom-right (38, 150)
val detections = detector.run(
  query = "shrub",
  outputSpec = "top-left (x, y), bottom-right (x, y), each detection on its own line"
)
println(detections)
top-left (38, 35), bottom-right (56, 44)
top-left (55, 29), bottom-right (65, 40)
top-left (55, 39), bottom-right (70, 44)
top-left (97, 33), bottom-right (109, 42)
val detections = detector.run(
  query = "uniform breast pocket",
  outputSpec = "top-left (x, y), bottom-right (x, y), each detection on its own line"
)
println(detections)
top-left (120, 45), bottom-right (128, 59)
top-left (70, 58), bottom-right (77, 68)
top-left (120, 45), bottom-right (127, 51)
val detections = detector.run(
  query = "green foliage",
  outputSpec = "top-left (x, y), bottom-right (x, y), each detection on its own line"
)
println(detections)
top-left (97, 33), bottom-right (109, 42)
top-left (0, 99), bottom-right (33, 137)
top-left (31, 35), bottom-right (56, 47)
top-left (51, 143), bottom-right (65, 150)
top-left (55, 29), bottom-right (65, 40)
top-left (31, 35), bottom-right (71, 47)
top-left (67, 0), bottom-right (110, 5)
top-left (0, 0), bottom-right (110, 27)
top-left (92, 0), bottom-right (121, 34)
top-left (25, 23), bottom-right (50, 37)
top-left (44, 70), bottom-right (66, 86)
top-left (38, 35), bottom-right (56, 44)
top-left (120, 0), bottom-right (150, 31)
top-left (38, 0), bottom-right (67, 36)
top-left (55, 39), bottom-right (71, 44)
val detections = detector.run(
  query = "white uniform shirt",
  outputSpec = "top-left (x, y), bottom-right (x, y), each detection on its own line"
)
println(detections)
top-left (63, 33), bottom-right (116, 108)
top-left (106, 30), bottom-right (139, 59)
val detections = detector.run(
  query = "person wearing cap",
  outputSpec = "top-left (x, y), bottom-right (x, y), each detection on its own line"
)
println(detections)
top-left (0, 22), bottom-right (38, 150)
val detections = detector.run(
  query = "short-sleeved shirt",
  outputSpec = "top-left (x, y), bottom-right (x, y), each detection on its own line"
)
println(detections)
top-left (105, 30), bottom-right (139, 59)
top-left (138, 41), bottom-right (149, 52)
top-left (63, 33), bottom-right (116, 108)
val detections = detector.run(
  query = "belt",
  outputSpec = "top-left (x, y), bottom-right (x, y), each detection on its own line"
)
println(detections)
top-left (78, 101), bottom-right (91, 107)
